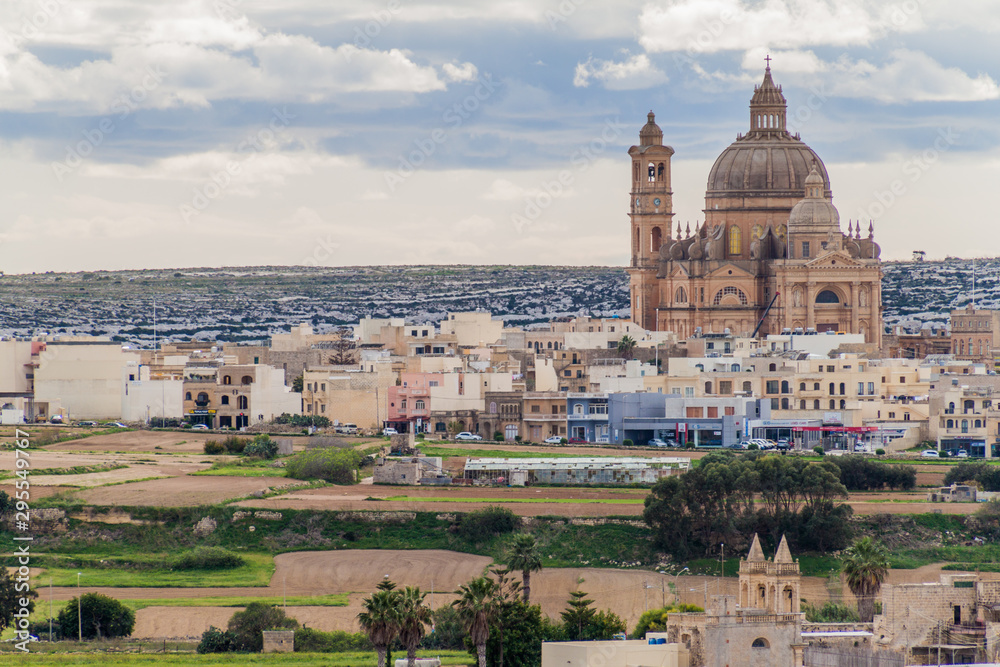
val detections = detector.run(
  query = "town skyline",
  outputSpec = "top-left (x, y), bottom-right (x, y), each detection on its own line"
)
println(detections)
top-left (0, 0), bottom-right (997, 272)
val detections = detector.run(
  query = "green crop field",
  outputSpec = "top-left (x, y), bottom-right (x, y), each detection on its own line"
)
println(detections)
top-left (40, 553), bottom-right (274, 588)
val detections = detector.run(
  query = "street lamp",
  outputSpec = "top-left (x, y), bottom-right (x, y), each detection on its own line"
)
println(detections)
top-left (76, 572), bottom-right (82, 643)
top-left (673, 567), bottom-right (689, 604)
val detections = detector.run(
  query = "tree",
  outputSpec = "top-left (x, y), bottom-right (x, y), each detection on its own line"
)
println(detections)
top-left (292, 375), bottom-right (303, 393)
top-left (632, 603), bottom-right (703, 639)
top-left (57, 593), bottom-right (135, 640)
top-left (841, 536), bottom-right (890, 622)
top-left (560, 590), bottom-right (596, 641)
top-left (453, 577), bottom-right (499, 667)
top-left (506, 533), bottom-right (543, 602)
top-left (328, 326), bottom-right (358, 365)
top-left (398, 587), bottom-right (432, 667)
top-left (227, 602), bottom-right (297, 652)
top-left (617, 335), bottom-right (637, 360)
top-left (359, 589), bottom-right (402, 667)
top-left (0, 566), bottom-right (36, 634)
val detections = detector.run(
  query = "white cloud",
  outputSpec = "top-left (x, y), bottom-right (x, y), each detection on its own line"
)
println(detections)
top-left (442, 62), bottom-right (479, 83)
top-left (483, 178), bottom-right (575, 202)
top-left (639, 0), bottom-right (923, 54)
top-left (573, 53), bottom-right (668, 90)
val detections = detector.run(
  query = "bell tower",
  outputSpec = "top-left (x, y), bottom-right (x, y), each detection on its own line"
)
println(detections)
top-left (627, 111), bottom-right (674, 330)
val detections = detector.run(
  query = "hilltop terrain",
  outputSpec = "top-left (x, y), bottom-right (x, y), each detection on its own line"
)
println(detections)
top-left (0, 258), bottom-right (992, 344)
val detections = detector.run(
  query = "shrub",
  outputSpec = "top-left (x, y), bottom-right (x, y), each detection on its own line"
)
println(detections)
top-left (458, 506), bottom-right (521, 542)
top-left (294, 628), bottom-right (371, 652)
top-left (623, 439), bottom-right (633, 447)
top-left (803, 601), bottom-right (860, 623)
top-left (222, 436), bottom-right (249, 454)
top-left (494, 431), bottom-right (504, 441)
top-left (243, 435), bottom-right (278, 459)
top-left (560, 438), bottom-right (568, 444)
top-left (514, 436), bottom-right (522, 442)
top-left (274, 413), bottom-right (330, 428)
top-left (813, 446), bottom-right (825, 455)
top-left (173, 547), bottom-right (245, 571)
top-left (57, 593), bottom-right (135, 640)
top-left (197, 626), bottom-right (241, 653)
top-left (150, 417), bottom-right (183, 428)
top-left (875, 448), bottom-right (886, 456)
top-left (203, 440), bottom-right (226, 455)
top-left (228, 603), bottom-right (298, 652)
top-left (285, 447), bottom-right (363, 484)
top-left (748, 443), bottom-right (759, 450)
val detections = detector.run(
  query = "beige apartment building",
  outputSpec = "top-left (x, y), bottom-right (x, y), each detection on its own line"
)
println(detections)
top-left (522, 392), bottom-right (567, 441)
top-left (950, 305), bottom-right (1000, 368)
top-left (301, 363), bottom-right (396, 430)
top-left (182, 363), bottom-right (299, 428)
top-left (33, 337), bottom-right (141, 420)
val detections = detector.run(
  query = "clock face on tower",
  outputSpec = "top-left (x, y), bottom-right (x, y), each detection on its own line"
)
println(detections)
top-left (653, 198), bottom-right (661, 207)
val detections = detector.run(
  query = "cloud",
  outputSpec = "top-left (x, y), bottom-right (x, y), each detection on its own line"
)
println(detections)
top-left (442, 62), bottom-right (479, 83)
top-left (454, 214), bottom-right (495, 233)
top-left (638, 0), bottom-right (923, 54)
top-left (573, 53), bottom-right (668, 90)
top-left (483, 178), bottom-right (575, 202)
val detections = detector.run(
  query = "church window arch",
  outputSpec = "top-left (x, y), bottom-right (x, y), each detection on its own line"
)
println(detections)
top-left (777, 224), bottom-right (787, 243)
top-left (816, 290), bottom-right (840, 304)
top-left (647, 162), bottom-right (655, 182)
top-left (712, 286), bottom-right (748, 306)
top-left (657, 162), bottom-right (665, 180)
top-left (675, 286), bottom-right (687, 304)
top-left (752, 224), bottom-right (763, 240)
top-left (651, 226), bottom-right (662, 252)
top-left (728, 225), bottom-right (742, 255)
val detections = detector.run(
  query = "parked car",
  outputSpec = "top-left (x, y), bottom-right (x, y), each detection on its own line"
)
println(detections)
top-left (776, 439), bottom-right (791, 451)
top-left (543, 436), bottom-right (564, 444)
top-left (732, 440), bottom-right (751, 450)
top-left (649, 438), bottom-right (669, 448)
top-left (77, 421), bottom-right (98, 427)
top-left (382, 427), bottom-right (398, 436)
top-left (191, 424), bottom-right (210, 430)
top-left (920, 449), bottom-right (940, 458)
top-left (954, 450), bottom-right (969, 458)
top-left (455, 432), bottom-right (482, 441)
top-left (567, 437), bottom-right (588, 444)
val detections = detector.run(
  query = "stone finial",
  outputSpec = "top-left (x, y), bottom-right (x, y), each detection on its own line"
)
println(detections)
top-left (774, 535), bottom-right (793, 563)
top-left (747, 533), bottom-right (766, 561)
top-left (868, 221), bottom-right (874, 239)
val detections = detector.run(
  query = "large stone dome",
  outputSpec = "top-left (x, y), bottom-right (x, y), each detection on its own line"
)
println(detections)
top-left (706, 66), bottom-right (832, 200)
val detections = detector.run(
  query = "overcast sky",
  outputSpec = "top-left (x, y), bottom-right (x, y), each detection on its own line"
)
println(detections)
top-left (0, 0), bottom-right (997, 272)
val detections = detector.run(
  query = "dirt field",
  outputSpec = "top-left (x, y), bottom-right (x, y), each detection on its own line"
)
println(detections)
top-left (45, 549), bottom-right (1000, 639)
top-left (76, 475), bottom-right (296, 506)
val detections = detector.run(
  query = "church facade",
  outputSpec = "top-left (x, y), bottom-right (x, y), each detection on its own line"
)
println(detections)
top-left (627, 66), bottom-right (883, 346)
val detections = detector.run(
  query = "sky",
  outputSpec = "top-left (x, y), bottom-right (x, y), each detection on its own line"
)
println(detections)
top-left (1, 0), bottom-right (998, 273)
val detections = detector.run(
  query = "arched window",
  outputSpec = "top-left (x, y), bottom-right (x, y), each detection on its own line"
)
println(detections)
top-left (946, 419), bottom-right (954, 428)
top-left (675, 287), bottom-right (687, 304)
top-left (769, 363), bottom-right (777, 372)
top-left (752, 638), bottom-right (770, 648)
top-left (196, 392), bottom-right (209, 405)
top-left (752, 223), bottom-right (763, 240)
top-left (813, 399), bottom-right (820, 409)
top-left (830, 400), bottom-right (836, 409)
top-left (948, 402), bottom-right (955, 414)
top-left (839, 383), bottom-right (846, 395)
top-left (829, 383), bottom-right (835, 395)
top-left (647, 162), bottom-right (655, 182)
top-left (185, 392), bottom-right (192, 400)
top-left (490, 402), bottom-right (497, 414)
top-left (840, 399), bottom-right (847, 409)
top-left (705, 381), bottom-right (713, 394)
top-left (505, 424), bottom-right (518, 440)
top-left (713, 286), bottom-right (748, 306)
top-left (799, 382), bottom-right (806, 391)
top-left (223, 375), bottom-right (232, 385)
top-left (415, 400), bottom-right (425, 411)
top-left (731, 363), bottom-right (740, 372)
top-left (816, 290), bottom-right (840, 304)
top-left (799, 400), bottom-right (806, 409)
top-left (728, 225), bottom-right (742, 255)
top-left (813, 382), bottom-right (820, 391)
top-left (962, 419), bottom-right (969, 433)
top-left (651, 226), bottom-right (662, 252)
top-left (237, 396), bottom-right (248, 410)
top-left (781, 380), bottom-right (790, 394)
top-left (574, 404), bottom-right (584, 415)
top-left (221, 396), bottom-right (229, 405)
top-left (657, 163), bottom-right (665, 180)
top-left (743, 381), bottom-right (752, 393)
top-left (241, 375), bottom-right (253, 385)
top-left (975, 419), bottom-right (982, 428)
top-left (634, 228), bottom-right (640, 256)
top-left (781, 398), bottom-right (789, 409)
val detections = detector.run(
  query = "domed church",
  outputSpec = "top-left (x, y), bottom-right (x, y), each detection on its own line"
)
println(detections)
top-left (627, 64), bottom-right (883, 346)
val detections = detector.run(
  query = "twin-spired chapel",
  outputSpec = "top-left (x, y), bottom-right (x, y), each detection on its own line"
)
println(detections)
top-left (627, 65), bottom-right (883, 346)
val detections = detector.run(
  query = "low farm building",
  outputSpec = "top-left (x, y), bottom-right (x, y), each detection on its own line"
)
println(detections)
top-left (463, 457), bottom-right (690, 486)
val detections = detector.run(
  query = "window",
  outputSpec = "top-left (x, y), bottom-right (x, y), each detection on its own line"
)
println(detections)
top-left (800, 400), bottom-right (806, 409)
top-left (816, 290), bottom-right (840, 304)
top-left (237, 396), bottom-right (248, 410)
top-left (686, 407), bottom-right (703, 418)
top-left (574, 404), bottom-right (584, 415)
top-left (813, 399), bottom-right (820, 409)
top-left (839, 382), bottom-right (846, 395)
top-left (223, 375), bottom-right (232, 385)
top-left (707, 407), bottom-right (718, 418)
top-left (185, 392), bottom-right (192, 400)
top-left (675, 286), bottom-right (687, 304)
top-left (221, 396), bottom-right (229, 405)
top-left (531, 405), bottom-right (540, 413)
top-left (858, 382), bottom-right (864, 395)
top-left (947, 419), bottom-right (954, 428)
top-left (719, 381), bottom-right (732, 394)
top-left (505, 424), bottom-right (518, 440)
top-left (769, 363), bottom-right (777, 372)
top-left (962, 419), bottom-right (969, 433)
top-left (490, 402), bottom-right (497, 413)
top-left (766, 380), bottom-right (779, 394)
top-left (868, 382), bottom-right (875, 395)
top-left (781, 380), bottom-right (790, 394)
top-left (799, 382), bottom-right (806, 391)
top-left (829, 383), bottom-right (835, 395)
top-left (241, 375), bottom-right (252, 385)
top-left (781, 398), bottom-right (790, 409)
top-left (705, 381), bottom-right (713, 394)
top-left (321, 383), bottom-right (326, 391)
top-left (743, 381), bottom-right (752, 393)
top-left (725, 407), bottom-right (735, 416)
top-left (813, 382), bottom-right (820, 391)
top-left (728, 225), bottom-right (742, 255)
top-left (830, 400), bottom-right (836, 409)
top-left (415, 400), bottom-right (425, 411)
top-left (713, 286), bottom-right (748, 305)
top-left (801, 241), bottom-right (810, 258)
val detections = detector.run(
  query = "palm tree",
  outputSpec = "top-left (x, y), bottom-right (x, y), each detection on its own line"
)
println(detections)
top-left (358, 589), bottom-right (402, 667)
top-left (617, 335), bottom-right (637, 360)
top-left (452, 577), bottom-right (498, 667)
top-left (506, 533), bottom-right (543, 602)
top-left (398, 587), bottom-right (432, 667)
top-left (841, 536), bottom-right (890, 622)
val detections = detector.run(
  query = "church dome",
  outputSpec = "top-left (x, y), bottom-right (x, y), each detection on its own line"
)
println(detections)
top-left (706, 66), bottom-right (831, 200)
top-left (788, 164), bottom-right (839, 229)
top-left (639, 111), bottom-right (663, 146)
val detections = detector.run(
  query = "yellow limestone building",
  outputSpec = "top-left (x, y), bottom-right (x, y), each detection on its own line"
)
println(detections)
top-left (627, 65), bottom-right (883, 346)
